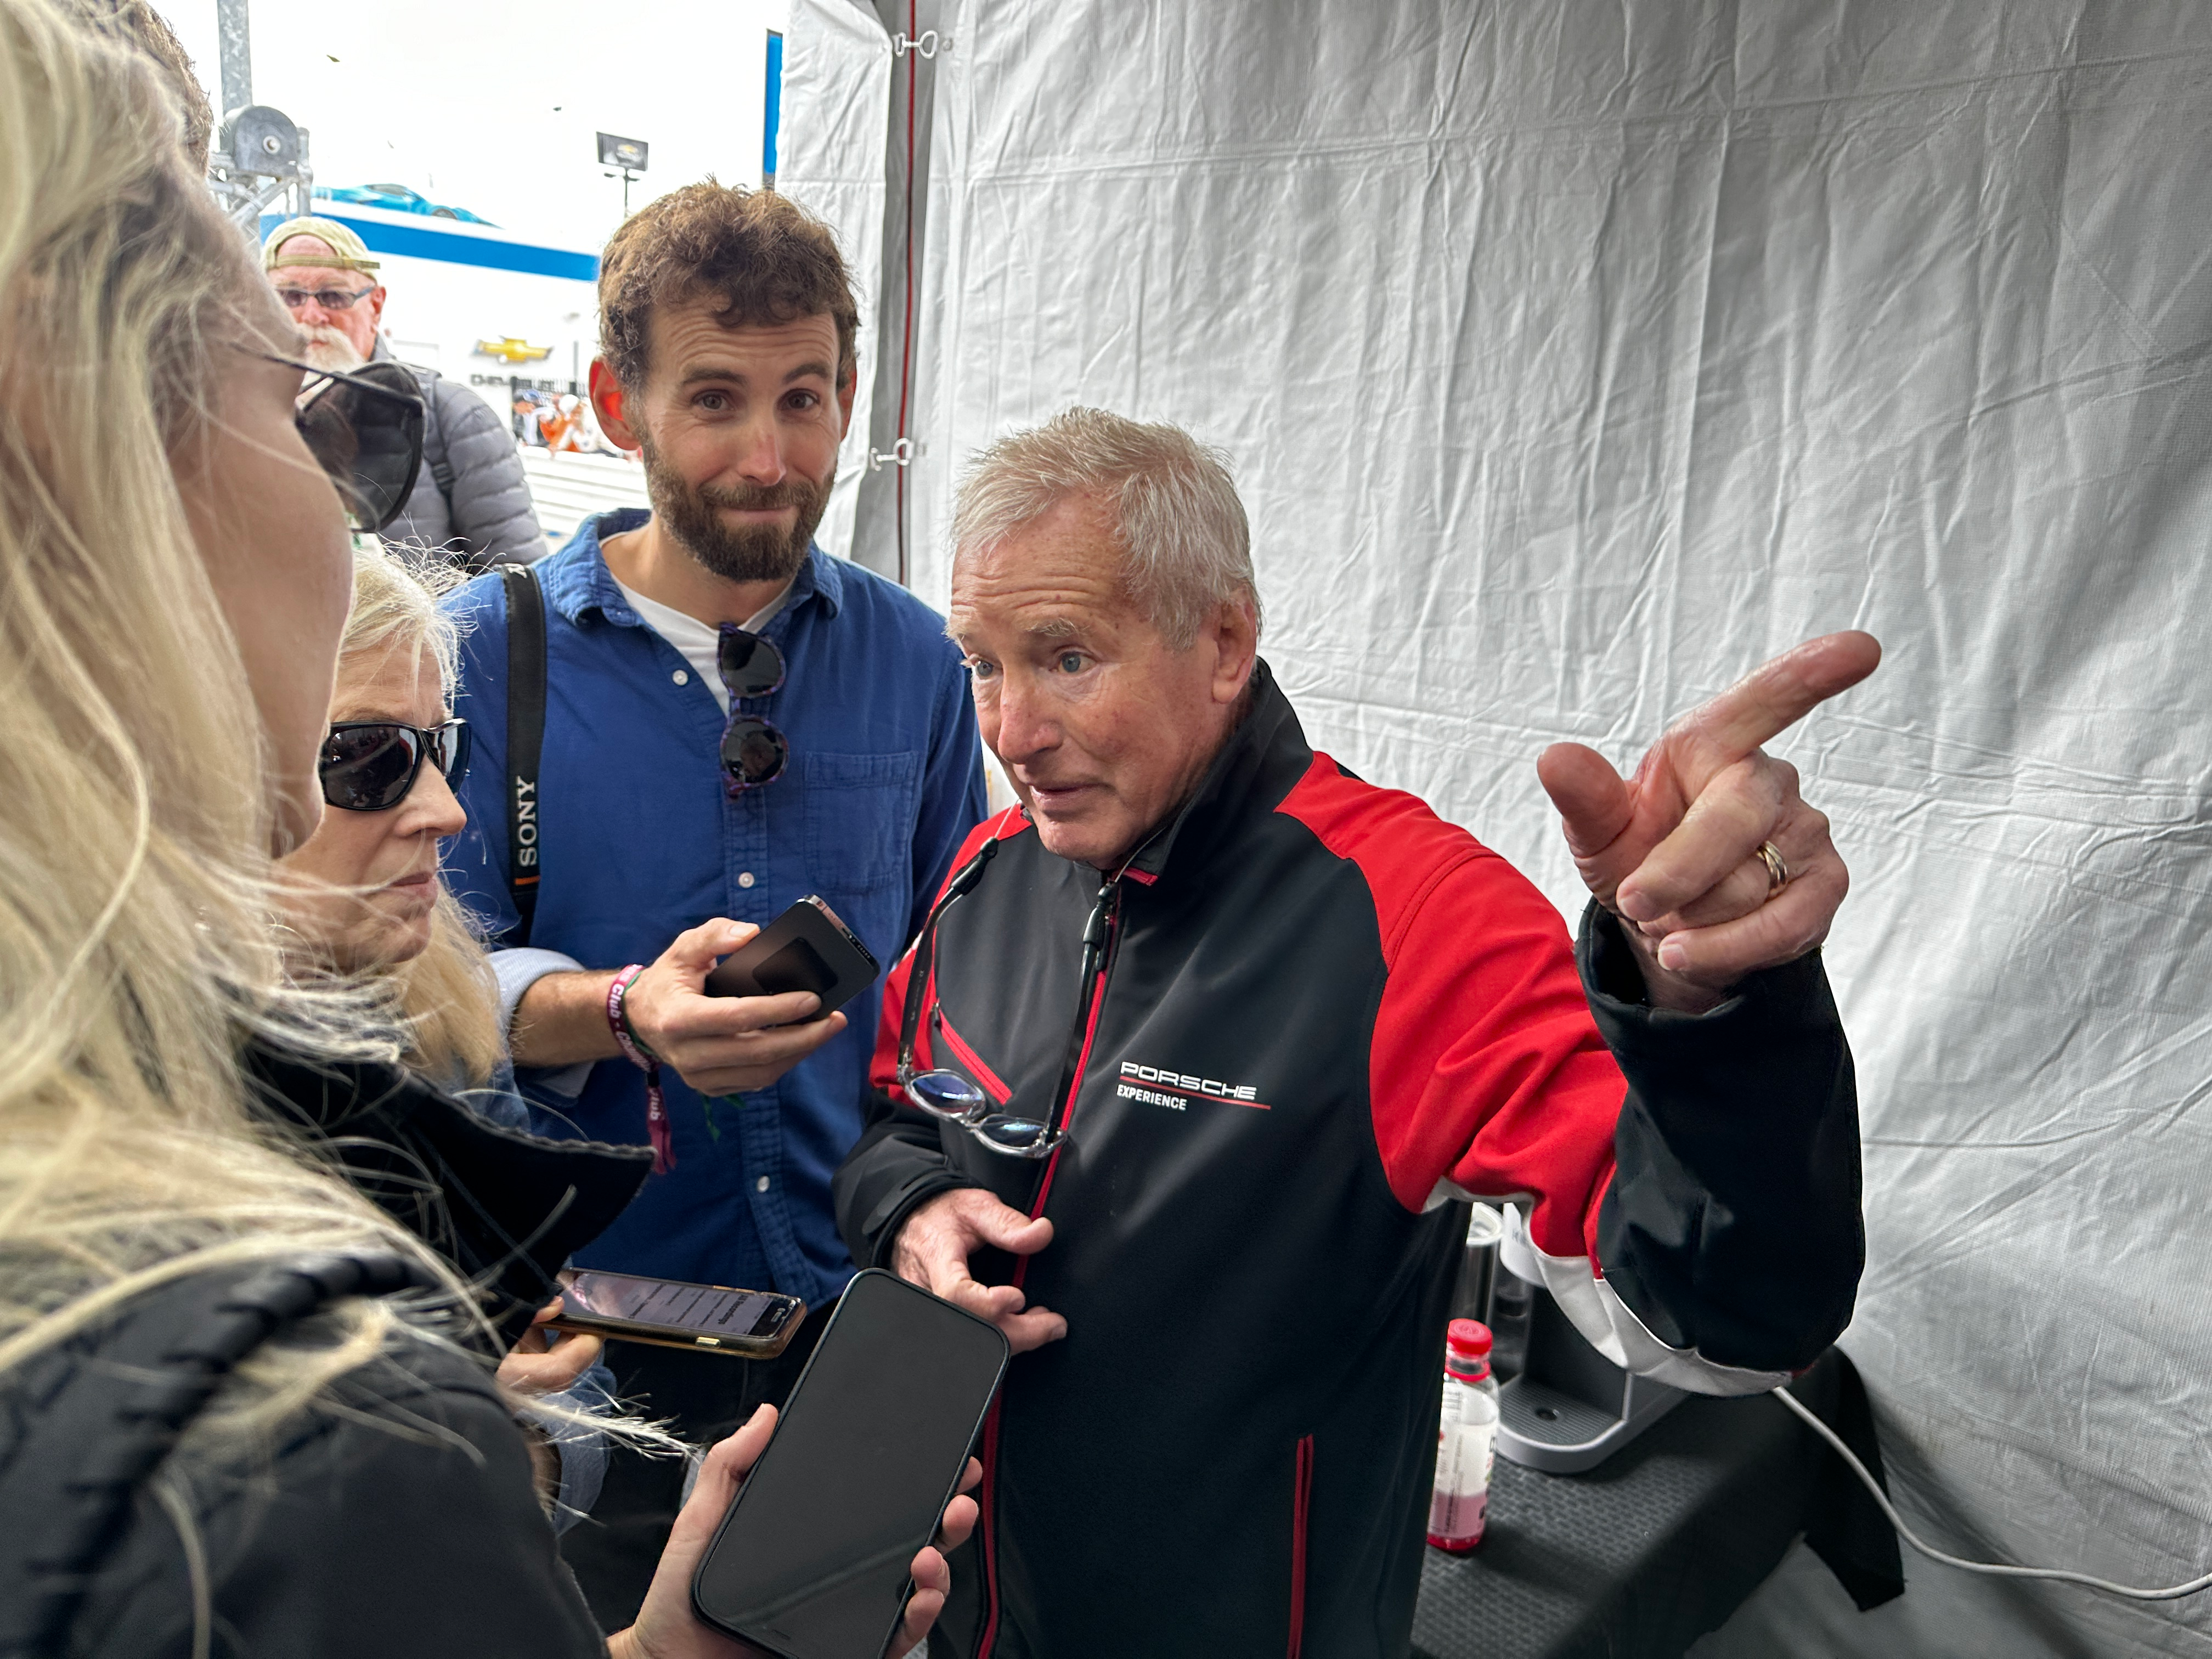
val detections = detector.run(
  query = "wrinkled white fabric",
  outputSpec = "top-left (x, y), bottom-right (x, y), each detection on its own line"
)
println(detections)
top-left (784, 3), bottom-right (2212, 1650)
top-left (1492, 1201), bottom-right (1794, 1397)
top-left (774, 0), bottom-right (893, 565)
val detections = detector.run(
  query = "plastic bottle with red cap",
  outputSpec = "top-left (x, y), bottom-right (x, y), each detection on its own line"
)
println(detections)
top-left (1428, 1318), bottom-right (1498, 1552)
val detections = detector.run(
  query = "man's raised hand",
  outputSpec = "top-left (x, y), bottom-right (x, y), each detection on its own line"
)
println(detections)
top-left (1536, 631), bottom-right (1881, 1008)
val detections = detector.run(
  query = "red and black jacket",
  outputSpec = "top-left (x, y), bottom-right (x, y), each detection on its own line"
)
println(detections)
top-left (833, 662), bottom-right (1861, 1659)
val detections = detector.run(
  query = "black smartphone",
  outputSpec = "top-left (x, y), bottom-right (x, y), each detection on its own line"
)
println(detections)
top-left (692, 1269), bottom-right (1009, 1658)
top-left (548, 1269), bottom-right (805, 1359)
top-left (703, 895), bottom-right (881, 1022)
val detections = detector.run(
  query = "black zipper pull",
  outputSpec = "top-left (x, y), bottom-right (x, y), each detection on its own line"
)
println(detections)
top-left (1079, 874), bottom-right (1119, 977)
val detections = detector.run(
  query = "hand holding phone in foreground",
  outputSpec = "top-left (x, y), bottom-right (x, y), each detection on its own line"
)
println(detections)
top-left (608, 1405), bottom-right (983, 1659)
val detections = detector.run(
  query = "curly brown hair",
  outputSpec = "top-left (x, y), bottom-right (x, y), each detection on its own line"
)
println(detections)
top-left (599, 179), bottom-right (860, 392)
top-left (61, 0), bottom-right (213, 167)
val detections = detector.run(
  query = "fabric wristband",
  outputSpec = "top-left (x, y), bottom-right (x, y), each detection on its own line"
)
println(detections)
top-left (607, 965), bottom-right (672, 1174)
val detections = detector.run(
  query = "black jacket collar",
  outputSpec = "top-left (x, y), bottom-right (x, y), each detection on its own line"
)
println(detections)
top-left (1119, 659), bottom-right (1314, 888)
top-left (244, 1043), bottom-right (651, 1349)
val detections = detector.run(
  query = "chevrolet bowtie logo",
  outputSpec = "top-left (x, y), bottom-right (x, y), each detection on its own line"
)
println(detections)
top-left (475, 336), bottom-right (554, 364)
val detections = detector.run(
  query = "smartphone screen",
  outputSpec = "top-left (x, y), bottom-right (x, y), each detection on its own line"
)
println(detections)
top-left (692, 1271), bottom-right (1009, 1659)
top-left (561, 1270), bottom-right (791, 1340)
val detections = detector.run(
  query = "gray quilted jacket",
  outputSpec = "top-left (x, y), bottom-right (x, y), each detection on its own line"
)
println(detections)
top-left (375, 342), bottom-right (544, 568)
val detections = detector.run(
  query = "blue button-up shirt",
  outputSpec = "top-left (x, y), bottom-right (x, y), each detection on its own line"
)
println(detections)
top-left (442, 510), bottom-right (985, 1305)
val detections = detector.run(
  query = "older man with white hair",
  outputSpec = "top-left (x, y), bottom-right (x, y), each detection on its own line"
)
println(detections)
top-left (262, 216), bottom-right (542, 568)
top-left (834, 408), bottom-right (1880, 1658)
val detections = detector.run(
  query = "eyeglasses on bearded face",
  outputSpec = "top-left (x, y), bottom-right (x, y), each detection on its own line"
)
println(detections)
top-left (274, 285), bottom-right (378, 312)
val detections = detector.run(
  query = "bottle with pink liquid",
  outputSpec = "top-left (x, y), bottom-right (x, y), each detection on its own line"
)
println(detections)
top-left (1427, 1318), bottom-right (1498, 1553)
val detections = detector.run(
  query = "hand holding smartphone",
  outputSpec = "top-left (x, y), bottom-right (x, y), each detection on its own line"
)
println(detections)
top-left (691, 1271), bottom-right (1009, 1658)
top-left (550, 1269), bottom-right (805, 1359)
top-left (630, 1402), bottom-right (979, 1659)
top-left (704, 896), bottom-right (879, 1022)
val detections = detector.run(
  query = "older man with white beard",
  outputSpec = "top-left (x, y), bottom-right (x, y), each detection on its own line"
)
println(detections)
top-left (262, 216), bottom-right (542, 568)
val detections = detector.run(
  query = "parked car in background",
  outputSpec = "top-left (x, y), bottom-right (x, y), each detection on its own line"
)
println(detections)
top-left (314, 183), bottom-right (495, 225)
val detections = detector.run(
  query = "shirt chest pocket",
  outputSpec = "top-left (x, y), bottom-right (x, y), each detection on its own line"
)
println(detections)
top-left (800, 751), bottom-right (924, 899)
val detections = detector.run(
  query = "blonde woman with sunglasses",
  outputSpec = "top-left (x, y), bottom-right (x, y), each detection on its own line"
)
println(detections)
top-left (279, 539), bottom-right (626, 1518)
top-left (0, 4), bottom-right (972, 1655)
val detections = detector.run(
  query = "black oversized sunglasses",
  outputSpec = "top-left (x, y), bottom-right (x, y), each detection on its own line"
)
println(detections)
top-left (319, 719), bottom-right (471, 812)
top-left (718, 624), bottom-right (789, 795)
top-left (265, 354), bottom-right (426, 534)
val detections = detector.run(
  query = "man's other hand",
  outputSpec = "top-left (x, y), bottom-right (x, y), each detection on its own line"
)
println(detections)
top-left (611, 1406), bottom-right (982, 1659)
top-left (893, 1188), bottom-right (1068, 1353)
top-left (1537, 631), bottom-right (1881, 1011)
top-left (624, 919), bottom-right (848, 1096)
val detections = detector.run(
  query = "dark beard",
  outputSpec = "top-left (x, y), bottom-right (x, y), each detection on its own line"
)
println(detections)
top-left (638, 428), bottom-right (831, 585)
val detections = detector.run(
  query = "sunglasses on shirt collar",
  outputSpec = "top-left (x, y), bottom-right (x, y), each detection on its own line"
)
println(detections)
top-left (263, 353), bottom-right (426, 534)
top-left (718, 624), bottom-right (789, 795)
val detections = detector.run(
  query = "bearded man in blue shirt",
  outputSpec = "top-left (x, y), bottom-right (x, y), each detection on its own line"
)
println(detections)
top-left (441, 182), bottom-right (986, 1621)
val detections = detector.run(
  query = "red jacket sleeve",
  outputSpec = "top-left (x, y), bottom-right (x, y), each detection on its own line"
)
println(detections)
top-left (1277, 755), bottom-right (1623, 1261)
top-left (1366, 846), bottom-right (1625, 1263)
top-left (1281, 753), bottom-right (1860, 1385)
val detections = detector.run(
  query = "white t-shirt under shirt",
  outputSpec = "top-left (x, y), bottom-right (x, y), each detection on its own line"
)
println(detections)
top-left (613, 577), bottom-right (792, 716)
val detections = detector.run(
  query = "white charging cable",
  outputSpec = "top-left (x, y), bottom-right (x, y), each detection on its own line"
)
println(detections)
top-left (1770, 1386), bottom-right (2212, 1600)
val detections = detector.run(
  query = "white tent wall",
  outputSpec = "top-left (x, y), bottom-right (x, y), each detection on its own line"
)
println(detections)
top-left (780, 2), bottom-right (2212, 1652)
top-left (774, 0), bottom-right (894, 566)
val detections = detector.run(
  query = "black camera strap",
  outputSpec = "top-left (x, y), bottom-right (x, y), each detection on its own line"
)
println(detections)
top-left (500, 563), bottom-right (546, 947)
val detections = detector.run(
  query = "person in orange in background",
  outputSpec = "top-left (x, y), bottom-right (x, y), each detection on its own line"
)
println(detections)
top-left (538, 392), bottom-right (590, 453)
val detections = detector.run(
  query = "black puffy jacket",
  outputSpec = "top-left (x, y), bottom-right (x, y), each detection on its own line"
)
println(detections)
top-left (0, 1049), bottom-right (650, 1658)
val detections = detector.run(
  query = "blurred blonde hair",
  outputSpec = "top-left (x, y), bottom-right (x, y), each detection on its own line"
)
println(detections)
top-left (326, 541), bottom-right (506, 1090)
top-left (0, 0), bottom-right (470, 1434)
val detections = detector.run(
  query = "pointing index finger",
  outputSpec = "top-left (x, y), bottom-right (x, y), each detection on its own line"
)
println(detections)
top-left (1673, 631), bottom-right (1881, 778)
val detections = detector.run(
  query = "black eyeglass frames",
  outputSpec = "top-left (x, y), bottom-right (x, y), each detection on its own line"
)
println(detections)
top-left (718, 623), bottom-right (791, 795)
top-left (319, 719), bottom-right (471, 812)
top-left (902, 1069), bottom-right (1071, 1160)
top-left (263, 353), bottom-right (426, 535)
top-left (274, 285), bottom-right (379, 313)
top-left (893, 841), bottom-right (1073, 1160)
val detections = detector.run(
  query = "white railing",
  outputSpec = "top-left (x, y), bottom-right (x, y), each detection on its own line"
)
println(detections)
top-left (518, 445), bottom-right (651, 553)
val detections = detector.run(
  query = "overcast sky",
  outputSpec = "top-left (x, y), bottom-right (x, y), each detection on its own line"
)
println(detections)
top-left (166, 0), bottom-right (790, 250)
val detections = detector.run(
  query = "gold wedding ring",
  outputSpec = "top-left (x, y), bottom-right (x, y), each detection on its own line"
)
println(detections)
top-left (1757, 840), bottom-right (1790, 898)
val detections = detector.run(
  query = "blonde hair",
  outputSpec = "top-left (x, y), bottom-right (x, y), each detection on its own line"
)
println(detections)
top-left (329, 542), bottom-right (506, 1090)
top-left (953, 407), bottom-right (1262, 648)
top-left (0, 0), bottom-right (467, 1434)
